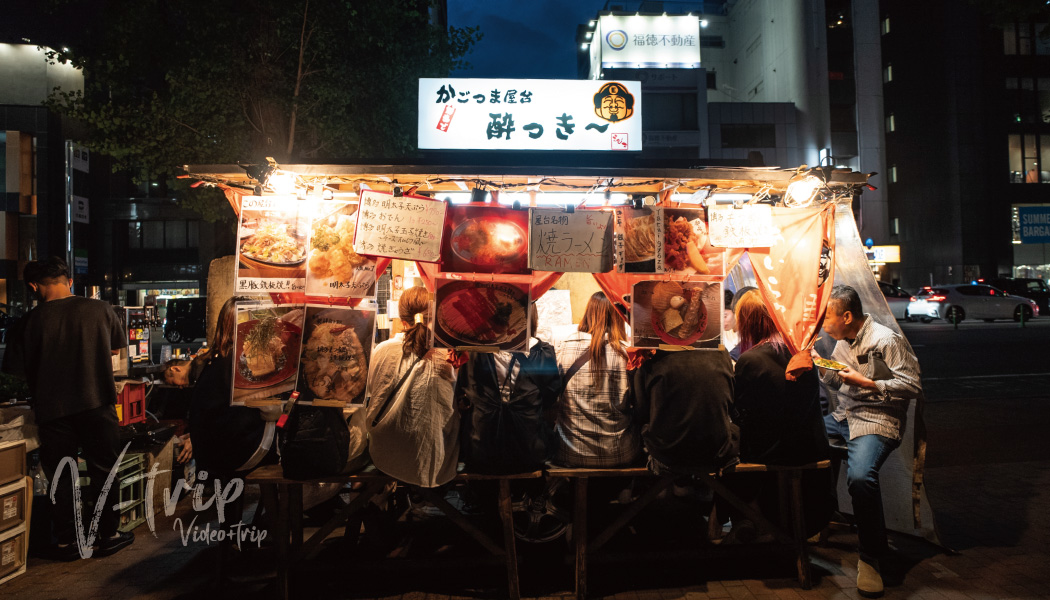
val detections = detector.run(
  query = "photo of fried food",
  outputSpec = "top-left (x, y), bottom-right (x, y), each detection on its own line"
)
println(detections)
top-left (301, 322), bottom-right (368, 403)
top-left (623, 213), bottom-right (656, 262)
top-left (308, 213), bottom-right (368, 280)
top-left (665, 214), bottom-right (709, 274)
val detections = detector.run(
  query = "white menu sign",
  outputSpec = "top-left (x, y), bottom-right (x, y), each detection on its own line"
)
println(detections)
top-left (353, 190), bottom-right (446, 262)
top-left (708, 205), bottom-right (775, 248)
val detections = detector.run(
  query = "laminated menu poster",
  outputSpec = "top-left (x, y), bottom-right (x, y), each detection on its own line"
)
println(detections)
top-left (305, 200), bottom-right (378, 297)
top-left (614, 206), bottom-right (664, 273)
top-left (441, 205), bottom-right (531, 275)
top-left (433, 277), bottom-right (530, 351)
top-left (231, 303), bottom-right (305, 405)
top-left (630, 280), bottom-right (723, 350)
top-left (293, 305), bottom-right (376, 406)
top-left (527, 208), bottom-right (613, 273)
top-left (662, 207), bottom-right (726, 278)
top-left (708, 204), bottom-right (775, 248)
top-left (353, 190), bottom-right (446, 262)
top-left (236, 196), bottom-right (309, 294)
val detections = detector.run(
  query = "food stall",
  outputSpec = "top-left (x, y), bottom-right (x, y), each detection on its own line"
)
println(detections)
top-left (181, 161), bottom-right (938, 548)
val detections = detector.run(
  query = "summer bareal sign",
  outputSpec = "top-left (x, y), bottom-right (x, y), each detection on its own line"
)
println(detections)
top-left (306, 200), bottom-right (377, 297)
top-left (236, 196), bottom-right (308, 294)
top-left (352, 190), bottom-right (445, 262)
top-left (528, 208), bottom-right (613, 273)
top-left (418, 78), bottom-right (642, 151)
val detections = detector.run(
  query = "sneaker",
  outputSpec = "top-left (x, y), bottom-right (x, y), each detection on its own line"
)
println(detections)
top-left (50, 543), bottom-right (84, 561)
top-left (857, 558), bottom-right (884, 598)
top-left (95, 531), bottom-right (135, 557)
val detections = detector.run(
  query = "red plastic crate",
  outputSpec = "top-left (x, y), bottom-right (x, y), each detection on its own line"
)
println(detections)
top-left (116, 381), bottom-right (146, 426)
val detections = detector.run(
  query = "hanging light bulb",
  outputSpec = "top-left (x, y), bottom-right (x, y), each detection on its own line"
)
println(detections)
top-left (784, 174), bottom-right (823, 207)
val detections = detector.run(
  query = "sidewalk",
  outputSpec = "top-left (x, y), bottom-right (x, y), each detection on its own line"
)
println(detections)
top-left (4, 392), bottom-right (1050, 599)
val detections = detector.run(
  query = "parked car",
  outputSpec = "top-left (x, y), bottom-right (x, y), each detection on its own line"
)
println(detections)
top-left (982, 277), bottom-right (1050, 315)
top-left (878, 281), bottom-right (912, 320)
top-left (163, 298), bottom-right (207, 343)
top-left (906, 284), bottom-right (1039, 323)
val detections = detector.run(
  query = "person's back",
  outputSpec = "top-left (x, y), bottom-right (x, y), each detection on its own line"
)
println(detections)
top-left (626, 349), bottom-right (739, 472)
top-left (460, 338), bottom-right (560, 473)
top-left (17, 296), bottom-right (123, 422)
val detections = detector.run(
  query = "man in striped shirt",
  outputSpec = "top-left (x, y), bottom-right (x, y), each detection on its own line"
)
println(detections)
top-left (813, 285), bottom-right (922, 598)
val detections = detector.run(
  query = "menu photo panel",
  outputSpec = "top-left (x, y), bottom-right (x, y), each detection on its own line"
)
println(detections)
top-left (630, 279), bottom-right (723, 350)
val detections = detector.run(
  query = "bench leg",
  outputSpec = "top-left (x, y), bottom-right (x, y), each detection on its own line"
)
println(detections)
top-left (498, 479), bottom-right (521, 600)
top-left (275, 483), bottom-right (290, 600)
top-left (290, 483), bottom-right (304, 558)
top-left (785, 472), bottom-right (813, 589)
top-left (574, 477), bottom-right (588, 600)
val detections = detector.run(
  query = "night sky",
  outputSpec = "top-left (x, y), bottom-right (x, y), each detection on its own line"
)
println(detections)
top-left (448, 0), bottom-right (610, 79)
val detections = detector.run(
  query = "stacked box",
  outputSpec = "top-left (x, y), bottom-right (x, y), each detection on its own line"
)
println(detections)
top-left (0, 441), bottom-right (27, 585)
top-left (115, 381), bottom-right (146, 426)
top-left (116, 453), bottom-right (146, 533)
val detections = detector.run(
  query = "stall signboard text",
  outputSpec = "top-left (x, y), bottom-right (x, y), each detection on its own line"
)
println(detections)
top-left (597, 15), bottom-right (701, 69)
top-left (708, 205), bottom-right (775, 248)
top-left (418, 78), bottom-right (643, 151)
top-left (353, 190), bottom-right (446, 262)
top-left (527, 208), bottom-right (613, 273)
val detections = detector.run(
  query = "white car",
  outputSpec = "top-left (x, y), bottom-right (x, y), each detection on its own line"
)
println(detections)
top-left (906, 284), bottom-right (1039, 323)
top-left (879, 281), bottom-right (912, 320)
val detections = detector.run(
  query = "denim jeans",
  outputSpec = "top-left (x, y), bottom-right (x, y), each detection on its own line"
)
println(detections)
top-left (824, 414), bottom-right (901, 569)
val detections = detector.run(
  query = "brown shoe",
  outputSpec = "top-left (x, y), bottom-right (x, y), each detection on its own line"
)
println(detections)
top-left (857, 559), bottom-right (884, 598)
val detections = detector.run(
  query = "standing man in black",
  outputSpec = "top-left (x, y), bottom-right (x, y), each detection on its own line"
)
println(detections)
top-left (3, 257), bottom-right (134, 559)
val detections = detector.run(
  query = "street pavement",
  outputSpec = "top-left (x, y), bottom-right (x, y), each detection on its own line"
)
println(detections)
top-left (3, 321), bottom-right (1050, 599)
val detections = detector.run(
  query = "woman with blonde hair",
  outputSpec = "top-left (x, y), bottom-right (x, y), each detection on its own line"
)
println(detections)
top-left (553, 292), bottom-right (641, 467)
top-left (365, 286), bottom-right (460, 487)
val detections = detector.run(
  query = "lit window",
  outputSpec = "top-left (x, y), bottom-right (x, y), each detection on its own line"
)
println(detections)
top-left (890, 165), bottom-right (898, 183)
top-left (1004, 24), bottom-right (1016, 55)
top-left (881, 17), bottom-right (890, 35)
top-left (883, 64), bottom-right (893, 83)
top-left (886, 113), bottom-right (895, 132)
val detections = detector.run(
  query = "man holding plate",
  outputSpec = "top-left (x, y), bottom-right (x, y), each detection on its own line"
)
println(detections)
top-left (811, 285), bottom-right (922, 598)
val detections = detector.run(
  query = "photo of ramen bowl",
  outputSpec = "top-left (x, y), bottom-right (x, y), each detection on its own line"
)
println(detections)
top-left (449, 217), bottom-right (527, 268)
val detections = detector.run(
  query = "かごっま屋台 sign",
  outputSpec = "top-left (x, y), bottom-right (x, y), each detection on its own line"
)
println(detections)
top-left (418, 78), bottom-right (642, 151)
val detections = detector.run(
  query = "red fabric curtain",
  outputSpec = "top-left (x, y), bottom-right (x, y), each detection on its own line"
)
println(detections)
top-left (748, 204), bottom-right (836, 354)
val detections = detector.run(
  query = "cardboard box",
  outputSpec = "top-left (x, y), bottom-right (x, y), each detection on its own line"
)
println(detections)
top-left (0, 441), bottom-right (26, 488)
top-left (0, 523), bottom-right (27, 585)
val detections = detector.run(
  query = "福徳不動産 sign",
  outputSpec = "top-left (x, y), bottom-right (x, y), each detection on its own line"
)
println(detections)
top-left (1018, 206), bottom-right (1050, 243)
top-left (418, 78), bottom-right (642, 151)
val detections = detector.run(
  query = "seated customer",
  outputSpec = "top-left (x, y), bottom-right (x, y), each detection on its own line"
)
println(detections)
top-left (365, 286), bottom-right (459, 488)
top-left (458, 304), bottom-right (561, 474)
top-left (622, 348), bottom-right (739, 475)
top-left (553, 292), bottom-right (641, 468)
top-left (181, 296), bottom-right (278, 480)
top-left (722, 290), bottom-right (831, 540)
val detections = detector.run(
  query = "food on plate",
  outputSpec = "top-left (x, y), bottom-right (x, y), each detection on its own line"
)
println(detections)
top-left (661, 308), bottom-right (684, 332)
top-left (308, 214), bottom-right (369, 280)
top-left (679, 288), bottom-right (707, 337)
top-left (438, 286), bottom-right (527, 345)
top-left (623, 213), bottom-right (656, 262)
top-left (651, 283), bottom-right (710, 341)
top-left (652, 281), bottom-right (684, 312)
top-left (813, 357), bottom-right (849, 371)
top-left (241, 222), bottom-right (306, 264)
top-left (243, 317), bottom-right (285, 378)
top-left (452, 218), bottom-right (525, 266)
top-left (665, 215), bottom-right (710, 274)
top-left (302, 322), bottom-right (368, 402)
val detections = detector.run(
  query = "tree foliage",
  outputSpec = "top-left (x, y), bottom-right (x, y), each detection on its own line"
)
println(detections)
top-left (43, 0), bottom-right (480, 187)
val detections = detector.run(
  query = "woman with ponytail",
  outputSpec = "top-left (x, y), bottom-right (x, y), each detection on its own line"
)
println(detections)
top-left (365, 286), bottom-right (460, 487)
top-left (552, 292), bottom-right (641, 467)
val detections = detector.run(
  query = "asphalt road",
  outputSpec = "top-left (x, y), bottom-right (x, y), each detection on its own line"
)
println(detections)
top-left (898, 317), bottom-right (1050, 380)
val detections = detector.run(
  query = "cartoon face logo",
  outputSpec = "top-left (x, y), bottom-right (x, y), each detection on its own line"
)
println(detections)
top-left (593, 83), bottom-right (635, 123)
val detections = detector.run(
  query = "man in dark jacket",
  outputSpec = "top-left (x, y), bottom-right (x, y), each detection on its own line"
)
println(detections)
top-left (2, 257), bottom-right (134, 559)
top-left (622, 349), bottom-right (739, 474)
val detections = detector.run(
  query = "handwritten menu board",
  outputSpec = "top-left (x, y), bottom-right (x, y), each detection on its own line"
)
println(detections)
top-left (528, 208), bottom-right (613, 273)
top-left (708, 204), bottom-right (775, 248)
top-left (236, 196), bottom-right (308, 294)
top-left (353, 190), bottom-right (446, 262)
top-left (305, 200), bottom-right (378, 298)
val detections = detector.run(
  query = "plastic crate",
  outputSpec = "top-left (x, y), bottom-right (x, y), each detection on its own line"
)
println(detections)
top-left (0, 441), bottom-right (26, 488)
top-left (0, 524), bottom-right (26, 585)
top-left (116, 381), bottom-right (146, 426)
top-left (0, 478), bottom-right (27, 534)
top-left (117, 453), bottom-right (146, 533)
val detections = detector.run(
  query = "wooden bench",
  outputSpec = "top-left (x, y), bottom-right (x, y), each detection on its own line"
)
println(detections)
top-left (246, 463), bottom-right (544, 600)
top-left (547, 460), bottom-right (831, 599)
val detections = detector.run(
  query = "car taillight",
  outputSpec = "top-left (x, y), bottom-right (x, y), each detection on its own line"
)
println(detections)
top-left (928, 295), bottom-right (947, 302)
top-left (909, 296), bottom-right (917, 301)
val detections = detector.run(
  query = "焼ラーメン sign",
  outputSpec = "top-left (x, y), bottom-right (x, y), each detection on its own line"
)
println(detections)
top-left (596, 15), bottom-right (701, 69)
top-left (527, 208), bottom-right (613, 273)
top-left (418, 78), bottom-right (642, 151)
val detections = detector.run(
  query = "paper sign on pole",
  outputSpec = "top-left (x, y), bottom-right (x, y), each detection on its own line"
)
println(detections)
top-left (353, 190), bottom-right (446, 262)
top-left (528, 208), bottom-right (613, 273)
top-left (708, 205), bottom-right (775, 248)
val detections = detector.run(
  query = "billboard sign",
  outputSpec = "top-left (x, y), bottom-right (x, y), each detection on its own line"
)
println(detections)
top-left (598, 15), bottom-right (701, 69)
top-left (418, 78), bottom-right (642, 151)
top-left (1018, 206), bottom-right (1050, 243)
